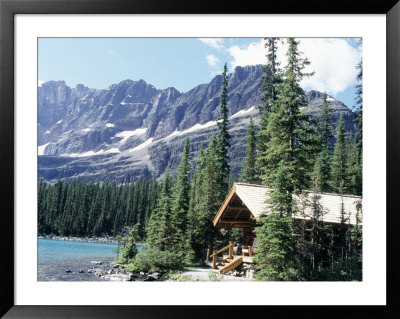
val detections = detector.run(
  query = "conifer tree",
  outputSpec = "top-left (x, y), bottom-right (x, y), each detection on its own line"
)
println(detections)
top-left (240, 117), bottom-right (258, 184)
top-left (199, 134), bottom-right (223, 260)
top-left (331, 114), bottom-right (348, 194)
top-left (254, 163), bottom-right (294, 280)
top-left (216, 63), bottom-right (231, 197)
top-left (186, 144), bottom-right (207, 263)
top-left (256, 38), bottom-right (282, 181)
top-left (346, 133), bottom-right (362, 195)
top-left (145, 172), bottom-right (174, 251)
top-left (315, 93), bottom-right (333, 192)
top-left (171, 137), bottom-right (191, 231)
top-left (261, 37), bottom-right (315, 194)
top-left (255, 37), bottom-right (315, 281)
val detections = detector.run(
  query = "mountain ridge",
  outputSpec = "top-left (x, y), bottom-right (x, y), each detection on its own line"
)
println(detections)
top-left (38, 64), bottom-right (359, 183)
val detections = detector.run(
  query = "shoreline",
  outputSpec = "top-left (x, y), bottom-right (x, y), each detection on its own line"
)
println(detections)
top-left (38, 235), bottom-right (119, 245)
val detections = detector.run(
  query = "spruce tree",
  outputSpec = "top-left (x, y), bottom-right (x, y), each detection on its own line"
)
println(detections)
top-left (240, 117), bottom-right (258, 184)
top-left (145, 171), bottom-right (174, 251)
top-left (186, 143), bottom-right (207, 263)
top-left (315, 93), bottom-right (333, 192)
top-left (256, 38), bottom-right (282, 181)
top-left (216, 63), bottom-right (231, 197)
top-left (171, 137), bottom-right (191, 231)
top-left (199, 134), bottom-right (223, 260)
top-left (254, 163), bottom-right (294, 280)
top-left (331, 114), bottom-right (348, 194)
top-left (261, 37), bottom-right (315, 194)
top-left (255, 37), bottom-right (316, 281)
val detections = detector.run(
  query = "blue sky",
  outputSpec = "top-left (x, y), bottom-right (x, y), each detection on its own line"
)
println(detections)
top-left (38, 37), bottom-right (362, 109)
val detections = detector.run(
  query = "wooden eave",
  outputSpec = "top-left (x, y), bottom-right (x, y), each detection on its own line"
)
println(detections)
top-left (213, 184), bottom-right (256, 228)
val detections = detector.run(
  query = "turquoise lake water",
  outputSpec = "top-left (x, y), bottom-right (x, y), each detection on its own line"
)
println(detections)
top-left (38, 238), bottom-right (119, 281)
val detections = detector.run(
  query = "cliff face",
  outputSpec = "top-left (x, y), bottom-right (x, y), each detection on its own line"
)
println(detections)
top-left (38, 65), bottom-right (359, 183)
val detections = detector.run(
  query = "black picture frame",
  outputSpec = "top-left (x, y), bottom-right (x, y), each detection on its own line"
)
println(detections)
top-left (1, 0), bottom-right (399, 318)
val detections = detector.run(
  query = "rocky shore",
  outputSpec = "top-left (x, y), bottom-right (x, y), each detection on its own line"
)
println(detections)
top-left (64, 260), bottom-right (164, 282)
top-left (38, 235), bottom-right (119, 244)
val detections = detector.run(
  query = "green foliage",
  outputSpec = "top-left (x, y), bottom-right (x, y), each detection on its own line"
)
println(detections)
top-left (256, 38), bottom-right (282, 182)
top-left (260, 38), bottom-right (316, 192)
top-left (119, 224), bottom-right (141, 263)
top-left (216, 63), bottom-right (231, 196)
top-left (254, 213), bottom-right (295, 281)
top-left (240, 117), bottom-right (258, 184)
top-left (171, 137), bottom-right (191, 231)
top-left (38, 179), bottom-right (160, 238)
top-left (331, 115), bottom-right (348, 193)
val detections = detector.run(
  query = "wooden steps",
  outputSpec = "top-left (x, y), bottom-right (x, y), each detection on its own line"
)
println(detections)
top-left (217, 257), bottom-right (243, 274)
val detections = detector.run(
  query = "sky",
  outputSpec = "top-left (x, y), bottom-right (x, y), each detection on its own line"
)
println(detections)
top-left (38, 37), bottom-right (362, 109)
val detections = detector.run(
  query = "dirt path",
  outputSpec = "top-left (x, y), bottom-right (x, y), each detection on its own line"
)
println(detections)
top-left (180, 267), bottom-right (255, 282)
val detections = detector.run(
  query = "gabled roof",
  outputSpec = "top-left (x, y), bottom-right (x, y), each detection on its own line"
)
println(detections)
top-left (213, 183), bottom-right (362, 227)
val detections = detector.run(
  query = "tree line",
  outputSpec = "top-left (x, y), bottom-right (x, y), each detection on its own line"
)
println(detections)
top-left (38, 179), bottom-right (160, 239)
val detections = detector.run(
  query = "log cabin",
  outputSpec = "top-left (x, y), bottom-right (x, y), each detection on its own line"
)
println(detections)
top-left (210, 183), bottom-right (362, 274)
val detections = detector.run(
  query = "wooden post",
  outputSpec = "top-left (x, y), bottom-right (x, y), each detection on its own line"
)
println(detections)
top-left (212, 250), bottom-right (217, 269)
top-left (228, 241), bottom-right (233, 259)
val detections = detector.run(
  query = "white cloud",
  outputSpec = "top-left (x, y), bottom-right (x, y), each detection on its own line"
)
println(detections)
top-left (38, 80), bottom-right (44, 87)
top-left (295, 38), bottom-right (362, 94)
top-left (206, 54), bottom-right (220, 67)
top-left (228, 40), bottom-right (266, 69)
top-left (198, 38), bottom-right (224, 50)
top-left (228, 38), bottom-right (362, 95)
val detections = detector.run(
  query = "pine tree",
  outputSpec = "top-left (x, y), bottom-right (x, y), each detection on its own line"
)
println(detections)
top-left (171, 137), bottom-right (191, 231)
top-left (315, 93), bottom-right (333, 192)
top-left (331, 114), bottom-right (348, 194)
top-left (199, 134), bottom-right (223, 260)
top-left (262, 37), bottom-right (315, 194)
top-left (256, 38), bottom-right (282, 181)
top-left (254, 163), bottom-right (294, 280)
top-left (216, 63), bottom-right (231, 197)
top-left (240, 117), bottom-right (258, 184)
top-left (255, 37), bottom-right (316, 281)
top-left (187, 143), bottom-right (207, 263)
top-left (346, 133), bottom-right (362, 195)
top-left (145, 172), bottom-right (174, 251)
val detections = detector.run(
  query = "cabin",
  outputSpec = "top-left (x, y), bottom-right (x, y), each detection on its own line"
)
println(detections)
top-left (210, 183), bottom-right (362, 274)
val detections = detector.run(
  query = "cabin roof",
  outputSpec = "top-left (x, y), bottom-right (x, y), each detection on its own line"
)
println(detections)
top-left (213, 183), bottom-right (362, 227)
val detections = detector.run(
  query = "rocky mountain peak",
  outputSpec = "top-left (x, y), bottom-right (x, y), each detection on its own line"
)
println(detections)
top-left (38, 65), bottom-right (359, 183)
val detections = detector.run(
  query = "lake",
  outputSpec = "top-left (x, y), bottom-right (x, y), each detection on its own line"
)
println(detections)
top-left (38, 238), bottom-right (119, 281)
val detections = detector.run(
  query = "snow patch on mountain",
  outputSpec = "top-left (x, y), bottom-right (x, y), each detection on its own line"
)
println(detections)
top-left (116, 128), bottom-right (147, 144)
top-left (106, 123), bottom-right (115, 128)
top-left (165, 120), bottom-right (218, 140)
top-left (230, 106), bottom-right (255, 119)
top-left (57, 120), bottom-right (63, 124)
top-left (38, 143), bottom-right (50, 155)
top-left (105, 148), bottom-right (120, 154)
top-left (129, 138), bottom-right (154, 152)
top-left (82, 128), bottom-right (91, 132)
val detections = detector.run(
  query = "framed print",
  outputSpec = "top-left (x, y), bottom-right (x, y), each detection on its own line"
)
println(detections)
top-left (1, 0), bottom-right (399, 318)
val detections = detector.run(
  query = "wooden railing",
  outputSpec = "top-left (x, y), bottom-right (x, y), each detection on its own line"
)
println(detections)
top-left (210, 241), bottom-right (235, 269)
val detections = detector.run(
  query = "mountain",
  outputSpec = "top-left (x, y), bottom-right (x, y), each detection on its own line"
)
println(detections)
top-left (38, 65), bottom-right (359, 183)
